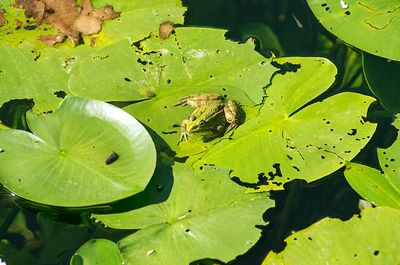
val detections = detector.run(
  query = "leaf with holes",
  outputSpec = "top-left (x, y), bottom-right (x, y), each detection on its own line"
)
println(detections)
top-left (0, 97), bottom-right (156, 207)
top-left (263, 207), bottom-right (400, 264)
top-left (344, 115), bottom-right (400, 209)
top-left (0, 0), bottom-right (185, 112)
top-left (93, 165), bottom-right (273, 265)
top-left (123, 27), bottom-right (277, 157)
top-left (192, 57), bottom-right (376, 189)
top-left (307, 0), bottom-right (400, 61)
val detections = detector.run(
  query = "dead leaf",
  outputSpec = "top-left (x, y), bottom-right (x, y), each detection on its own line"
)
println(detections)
top-left (159, 21), bottom-right (174, 39)
top-left (73, 15), bottom-right (101, 35)
top-left (0, 9), bottom-right (6, 27)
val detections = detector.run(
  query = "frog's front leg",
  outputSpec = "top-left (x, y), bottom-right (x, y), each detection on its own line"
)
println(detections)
top-left (174, 93), bottom-right (223, 108)
top-left (224, 100), bottom-right (239, 133)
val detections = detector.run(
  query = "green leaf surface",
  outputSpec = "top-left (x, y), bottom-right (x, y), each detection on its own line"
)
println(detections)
top-left (307, 0), bottom-right (400, 61)
top-left (263, 207), bottom-right (400, 265)
top-left (0, 45), bottom-right (75, 112)
top-left (94, 165), bottom-right (273, 265)
top-left (123, 27), bottom-right (276, 155)
top-left (194, 57), bottom-right (376, 188)
top-left (68, 40), bottom-right (159, 102)
top-left (344, 115), bottom-right (400, 209)
top-left (70, 239), bottom-right (122, 265)
top-left (0, 1), bottom-right (185, 111)
top-left (0, 97), bottom-right (156, 207)
top-left (363, 52), bottom-right (400, 112)
top-left (344, 162), bottom-right (400, 209)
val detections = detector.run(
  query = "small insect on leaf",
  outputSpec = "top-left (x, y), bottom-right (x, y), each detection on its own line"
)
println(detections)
top-left (105, 151), bottom-right (119, 165)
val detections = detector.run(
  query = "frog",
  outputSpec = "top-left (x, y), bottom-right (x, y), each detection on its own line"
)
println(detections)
top-left (174, 93), bottom-right (239, 142)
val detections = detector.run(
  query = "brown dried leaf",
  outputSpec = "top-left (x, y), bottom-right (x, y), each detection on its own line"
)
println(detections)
top-left (37, 34), bottom-right (65, 46)
top-left (159, 21), bottom-right (174, 39)
top-left (12, 0), bottom-right (120, 46)
top-left (80, 0), bottom-right (93, 16)
top-left (41, 0), bottom-right (80, 35)
top-left (92, 5), bottom-right (120, 21)
top-left (0, 9), bottom-right (6, 27)
top-left (73, 15), bottom-right (101, 35)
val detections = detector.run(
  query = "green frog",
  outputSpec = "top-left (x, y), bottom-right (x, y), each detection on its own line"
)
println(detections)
top-left (174, 93), bottom-right (239, 142)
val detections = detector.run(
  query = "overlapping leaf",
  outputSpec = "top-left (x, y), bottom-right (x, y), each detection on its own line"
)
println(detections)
top-left (93, 165), bottom-right (273, 265)
top-left (345, 115), bottom-right (400, 209)
top-left (124, 27), bottom-right (276, 156)
top-left (0, 97), bottom-right (156, 207)
top-left (263, 207), bottom-right (400, 264)
top-left (307, 0), bottom-right (400, 61)
top-left (194, 57), bottom-right (376, 189)
top-left (0, 0), bottom-right (185, 112)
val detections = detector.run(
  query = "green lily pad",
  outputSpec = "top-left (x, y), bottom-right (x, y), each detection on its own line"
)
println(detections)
top-left (263, 207), bottom-right (400, 265)
top-left (0, 96), bottom-right (156, 207)
top-left (194, 57), bottom-right (376, 188)
top-left (307, 0), bottom-right (400, 61)
top-left (363, 52), bottom-right (400, 112)
top-left (123, 27), bottom-right (277, 156)
top-left (68, 39), bottom-right (159, 102)
top-left (0, 1), bottom-right (185, 112)
top-left (94, 165), bottom-right (273, 265)
top-left (70, 239), bottom-right (122, 265)
top-left (344, 115), bottom-right (400, 209)
top-left (344, 163), bottom-right (400, 209)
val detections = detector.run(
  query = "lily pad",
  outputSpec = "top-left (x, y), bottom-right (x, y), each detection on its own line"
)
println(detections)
top-left (68, 39), bottom-right (160, 102)
top-left (123, 27), bottom-right (277, 155)
top-left (263, 207), bottom-right (400, 265)
top-left (70, 239), bottom-right (122, 265)
top-left (194, 57), bottom-right (376, 188)
top-left (344, 163), bottom-right (400, 209)
top-left (0, 96), bottom-right (156, 207)
top-left (307, 0), bottom-right (400, 61)
top-left (0, 1), bottom-right (185, 112)
top-left (363, 52), bottom-right (400, 112)
top-left (344, 115), bottom-right (400, 209)
top-left (94, 165), bottom-right (273, 265)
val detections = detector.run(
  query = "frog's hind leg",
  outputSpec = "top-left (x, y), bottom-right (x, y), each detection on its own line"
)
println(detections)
top-left (174, 93), bottom-right (223, 108)
top-left (224, 100), bottom-right (239, 133)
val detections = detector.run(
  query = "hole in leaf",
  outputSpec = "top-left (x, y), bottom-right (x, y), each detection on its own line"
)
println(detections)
top-left (54, 91), bottom-right (67, 98)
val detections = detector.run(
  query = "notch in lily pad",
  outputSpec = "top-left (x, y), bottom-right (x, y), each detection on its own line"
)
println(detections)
top-left (0, 96), bottom-right (156, 207)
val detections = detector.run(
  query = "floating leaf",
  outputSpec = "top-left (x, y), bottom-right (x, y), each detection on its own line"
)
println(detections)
top-left (307, 0), bottom-right (400, 61)
top-left (68, 39), bottom-right (159, 102)
top-left (345, 115), bottom-right (400, 209)
top-left (194, 57), bottom-right (376, 189)
top-left (344, 163), bottom-right (400, 209)
top-left (0, 97), bottom-right (156, 207)
top-left (363, 52), bottom-right (400, 112)
top-left (0, 1), bottom-right (185, 111)
top-left (123, 27), bottom-right (276, 157)
top-left (263, 207), bottom-right (400, 264)
top-left (94, 165), bottom-right (273, 265)
top-left (70, 239), bottom-right (122, 265)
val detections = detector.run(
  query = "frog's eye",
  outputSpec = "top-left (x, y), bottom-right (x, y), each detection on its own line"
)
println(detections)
top-left (198, 120), bottom-right (206, 126)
